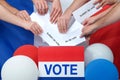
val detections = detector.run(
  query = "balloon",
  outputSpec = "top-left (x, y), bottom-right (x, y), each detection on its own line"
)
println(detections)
top-left (85, 59), bottom-right (119, 80)
top-left (85, 43), bottom-right (114, 66)
top-left (1, 56), bottom-right (39, 80)
top-left (14, 45), bottom-right (38, 65)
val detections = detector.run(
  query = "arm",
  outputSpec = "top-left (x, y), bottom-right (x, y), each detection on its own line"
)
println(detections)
top-left (65, 0), bottom-right (89, 15)
top-left (94, 0), bottom-right (119, 8)
top-left (50, 0), bottom-right (62, 23)
top-left (81, 2), bottom-right (120, 38)
top-left (0, 0), bottom-right (31, 21)
top-left (96, 3), bottom-right (120, 28)
top-left (0, 5), bottom-right (25, 27)
top-left (0, 5), bottom-right (43, 35)
top-left (0, 0), bottom-right (18, 14)
top-left (57, 0), bottom-right (88, 33)
top-left (83, 3), bottom-right (118, 26)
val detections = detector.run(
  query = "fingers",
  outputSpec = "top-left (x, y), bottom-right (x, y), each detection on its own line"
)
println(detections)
top-left (50, 8), bottom-right (56, 22)
top-left (94, 0), bottom-right (118, 7)
top-left (82, 18), bottom-right (93, 26)
top-left (94, 0), bottom-right (101, 5)
top-left (80, 31), bottom-right (86, 38)
top-left (23, 11), bottom-right (31, 21)
top-left (44, 1), bottom-right (48, 14)
top-left (50, 0), bottom-right (62, 23)
top-left (80, 32), bottom-right (91, 38)
top-left (50, 8), bottom-right (57, 23)
top-left (34, 0), bottom-right (48, 15)
top-left (29, 22), bottom-right (43, 35)
top-left (82, 18), bottom-right (89, 26)
top-left (57, 18), bottom-right (62, 33)
top-left (40, 1), bottom-right (48, 15)
top-left (34, 2), bottom-right (41, 13)
top-left (57, 17), bottom-right (68, 33)
top-left (80, 25), bottom-right (91, 38)
top-left (16, 10), bottom-right (31, 21)
top-left (94, 0), bottom-right (106, 8)
top-left (80, 24), bottom-right (97, 38)
top-left (34, 1), bottom-right (39, 11)
top-left (62, 19), bottom-right (68, 33)
top-left (96, 1), bottom-right (104, 8)
top-left (80, 28), bottom-right (91, 38)
top-left (50, 8), bottom-right (62, 23)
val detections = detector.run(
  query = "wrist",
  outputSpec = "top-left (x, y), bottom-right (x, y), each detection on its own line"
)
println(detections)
top-left (20, 21), bottom-right (30, 30)
top-left (12, 8), bottom-right (19, 15)
top-left (94, 19), bottom-right (105, 30)
top-left (64, 9), bottom-right (73, 17)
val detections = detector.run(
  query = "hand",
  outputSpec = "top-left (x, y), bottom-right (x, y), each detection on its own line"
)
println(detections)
top-left (50, 0), bottom-right (62, 23)
top-left (25, 21), bottom-right (43, 35)
top-left (15, 10), bottom-right (31, 21)
top-left (57, 11), bottom-right (71, 33)
top-left (33, 0), bottom-right (48, 15)
top-left (94, 0), bottom-right (118, 8)
top-left (81, 23), bottom-right (99, 39)
top-left (82, 16), bottom-right (98, 26)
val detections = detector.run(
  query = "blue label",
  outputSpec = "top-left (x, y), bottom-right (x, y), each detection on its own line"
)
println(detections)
top-left (44, 64), bottom-right (78, 75)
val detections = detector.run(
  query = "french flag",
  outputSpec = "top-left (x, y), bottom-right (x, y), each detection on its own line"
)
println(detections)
top-left (38, 46), bottom-right (85, 80)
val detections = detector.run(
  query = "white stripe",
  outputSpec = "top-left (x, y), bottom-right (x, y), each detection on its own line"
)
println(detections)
top-left (39, 62), bottom-right (84, 77)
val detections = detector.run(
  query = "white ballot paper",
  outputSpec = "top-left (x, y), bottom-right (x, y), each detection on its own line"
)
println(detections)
top-left (73, 0), bottom-right (102, 24)
top-left (31, 12), bottom-right (85, 46)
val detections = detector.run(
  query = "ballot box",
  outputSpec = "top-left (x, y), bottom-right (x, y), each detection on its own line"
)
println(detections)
top-left (38, 46), bottom-right (85, 80)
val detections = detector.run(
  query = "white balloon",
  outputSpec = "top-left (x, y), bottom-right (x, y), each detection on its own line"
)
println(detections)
top-left (1, 55), bottom-right (39, 80)
top-left (85, 43), bottom-right (114, 66)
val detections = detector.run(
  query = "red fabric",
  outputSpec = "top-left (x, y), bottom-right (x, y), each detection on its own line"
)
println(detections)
top-left (90, 5), bottom-right (120, 77)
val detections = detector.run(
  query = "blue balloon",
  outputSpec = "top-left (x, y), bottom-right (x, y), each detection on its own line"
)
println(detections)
top-left (85, 59), bottom-right (119, 80)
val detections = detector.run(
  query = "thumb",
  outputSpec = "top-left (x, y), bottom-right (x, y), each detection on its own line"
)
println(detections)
top-left (80, 32), bottom-right (85, 38)
top-left (94, 0), bottom-right (100, 5)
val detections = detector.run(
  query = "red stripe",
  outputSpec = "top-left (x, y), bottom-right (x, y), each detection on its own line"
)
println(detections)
top-left (38, 46), bottom-right (84, 61)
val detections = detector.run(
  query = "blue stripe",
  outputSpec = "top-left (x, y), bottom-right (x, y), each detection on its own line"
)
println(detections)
top-left (38, 77), bottom-right (85, 80)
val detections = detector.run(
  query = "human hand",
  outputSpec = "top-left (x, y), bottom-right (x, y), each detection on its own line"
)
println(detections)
top-left (81, 23), bottom-right (99, 39)
top-left (57, 11), bottom-right (71, 33)
top-left (94, 0), bottom-right (118, 8)
top-left (81, 15), bottom-right (103, 39)
top-left (24, 21), bottom-right (43, 35)
top-left (15, 10), bottom-right (31, 21)
top-left (82, 16), bottom-right (98, 26)
top-left (33, 0), bottom-right (48, 15)
top-left (50, 0), bottom-right (62, 23)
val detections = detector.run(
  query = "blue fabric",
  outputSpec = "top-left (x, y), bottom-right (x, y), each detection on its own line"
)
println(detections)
top-left (0, 0), bottom-right (34, 79)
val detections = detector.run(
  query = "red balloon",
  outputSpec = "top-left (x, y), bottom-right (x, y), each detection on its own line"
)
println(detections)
top-left (14, 45), bottom-right (38, 66)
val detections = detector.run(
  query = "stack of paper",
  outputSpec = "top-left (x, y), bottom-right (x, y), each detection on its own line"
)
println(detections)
top-left (31, 12), bottom-right (85, 46)
top-left (31, 0), bottom-right (102, 46)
